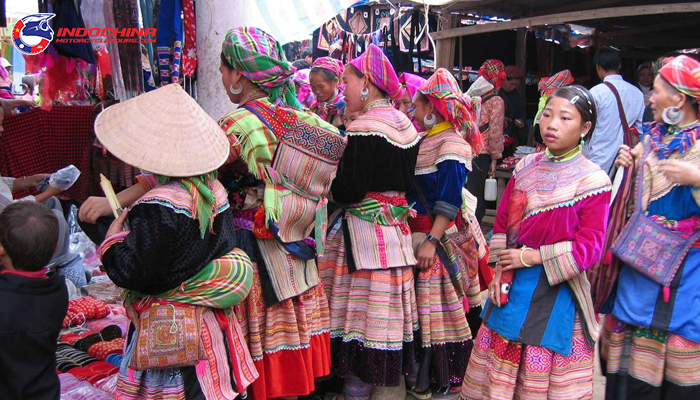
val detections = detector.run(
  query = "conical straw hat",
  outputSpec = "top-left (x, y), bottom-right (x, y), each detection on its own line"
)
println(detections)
top-left (94, 84), bottom-right (230, 178)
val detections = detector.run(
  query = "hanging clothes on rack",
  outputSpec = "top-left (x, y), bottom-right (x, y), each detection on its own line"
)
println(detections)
top-left (156, 0), bottom-right (183, 85)
top-left (139, 0), bottom-right (158, 86)
top-left (111, 0), bottom-right (143, 99)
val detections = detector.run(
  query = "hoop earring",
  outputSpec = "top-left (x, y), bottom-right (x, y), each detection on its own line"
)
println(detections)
top-left (662, 106), bottom-right (684, 126)
top-left (229, 83), bottom-right (243, 95)
top-left (360, 87), bottom-right (369, 101)
top-left (424, 113), bottom-right (437, 129)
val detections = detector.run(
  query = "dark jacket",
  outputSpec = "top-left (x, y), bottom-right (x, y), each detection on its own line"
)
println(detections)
top-left (0, 270), bottom-right (68, 400)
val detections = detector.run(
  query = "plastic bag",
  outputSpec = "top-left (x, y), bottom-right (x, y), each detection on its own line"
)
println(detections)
top-left (49, 165), bottom-right (81, 190)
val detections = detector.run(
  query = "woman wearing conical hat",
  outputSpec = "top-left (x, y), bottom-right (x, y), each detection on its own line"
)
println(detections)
top-left (95, 84), bottom-right (255, 400)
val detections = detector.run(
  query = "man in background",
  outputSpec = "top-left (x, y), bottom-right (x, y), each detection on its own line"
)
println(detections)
top-left (583, 47), bottom-right (644, 174)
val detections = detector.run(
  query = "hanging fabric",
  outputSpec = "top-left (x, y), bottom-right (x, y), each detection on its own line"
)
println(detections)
top-left (112, 0), bottom-right (144, 98)
top-left (156, 0), bottom-right (183, 85)
top-left (50, 0), bottom-right (97, 64)
top-left (181, 0), bottom-right (197, 78)
top-left (139, 0), bottom-right (158, 85)
top-left (103, 0), bottom-right (126, 101)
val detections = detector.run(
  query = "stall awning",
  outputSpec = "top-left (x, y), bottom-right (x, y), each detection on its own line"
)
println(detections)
top-left (254, 0), bottom-right (361, 44)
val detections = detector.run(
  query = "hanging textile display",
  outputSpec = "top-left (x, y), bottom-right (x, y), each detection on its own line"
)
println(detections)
top-left (156, 0), bottom-right (183, 85)
top-left (181, 0), bottom-right (197, 78)
top-left (48, 0), bottom-right (97, 64)
top-left (139, 0), bottom-right (158, 85)
top-left (0, 106), bottom-right (94, 202)
top-left (399, 7), bottom-right (430, 53)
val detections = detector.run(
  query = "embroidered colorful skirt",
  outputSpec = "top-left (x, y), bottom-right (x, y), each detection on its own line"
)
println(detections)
top-left (459, 315), bottom-right (594, 400)
top-left (319, 218), bottom-right (419, 387)
top-left (600, 314), bottom-right (700, 399)
top-left (234, 265), bottom-right (331, 400)
top-left (411, 232), bottom-right (473, 392)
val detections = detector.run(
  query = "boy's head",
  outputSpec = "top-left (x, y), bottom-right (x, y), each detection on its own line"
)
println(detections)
top-left (0, 202), bottom-right (58, 271)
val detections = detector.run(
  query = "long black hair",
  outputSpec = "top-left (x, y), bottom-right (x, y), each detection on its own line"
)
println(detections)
top-left (546, 85), bottom-right (598, 140)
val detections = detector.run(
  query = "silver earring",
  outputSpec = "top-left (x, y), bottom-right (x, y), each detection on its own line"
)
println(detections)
top-left (662, 106), bottom-right (684, 125)
top-left (360, 87), bottom-right (369, 101)
top-left (424, 113), bottom-right (437, 129)
top-left (229, 83), bottom-right (243, 95)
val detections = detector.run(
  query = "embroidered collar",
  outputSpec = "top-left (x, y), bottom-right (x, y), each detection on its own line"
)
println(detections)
top-left (362, 98), bottom-right (391, 113)
top-left (646, 121), bottom-right (700, 159)
top-left (545, 144), bottom-right (582, 163)
top-left (427, 121), bottom-right (452, 137)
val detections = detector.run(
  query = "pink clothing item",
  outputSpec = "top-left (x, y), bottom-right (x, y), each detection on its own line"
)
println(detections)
top-left (349, 44), bottom-right (402, 101)
top-left (399, 72), bottom-right (426, 100)
top-left (311, 56), bottom-right (344, 78)
top-left (493, 153), bottom-right (612, 278)
top-left (479, 95), bottom-right (505, 159)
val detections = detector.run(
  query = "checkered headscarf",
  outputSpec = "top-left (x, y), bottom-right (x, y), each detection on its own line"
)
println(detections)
top-left (659, 55), bottom-right (700, 100)
top-left (478, 59), bottom-right (506, 90)
top-left (419, 68), bottom-right (483, 154)
top-left (538, 69), bottom-right (574, 96)
top-left (222, 27), bottom-right (301, 109)
top-left (349, 44), bottom-right (402, 101)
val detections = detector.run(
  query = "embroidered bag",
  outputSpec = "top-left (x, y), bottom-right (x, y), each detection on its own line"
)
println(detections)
top-left (128, 301), bottom-right (207, 371)
top-left (610, 144), bottom-right (700, 296)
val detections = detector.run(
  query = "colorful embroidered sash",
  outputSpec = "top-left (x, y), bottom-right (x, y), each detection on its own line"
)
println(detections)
top-left (344, 193), bottom-right (416, 228)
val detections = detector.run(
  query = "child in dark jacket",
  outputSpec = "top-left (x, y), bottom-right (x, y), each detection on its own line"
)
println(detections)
top-left (0, 202), bottom-right (68, 400)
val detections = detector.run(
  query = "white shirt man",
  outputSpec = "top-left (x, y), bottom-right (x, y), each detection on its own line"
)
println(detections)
top-left (583, 48), bottom-right (644, 174)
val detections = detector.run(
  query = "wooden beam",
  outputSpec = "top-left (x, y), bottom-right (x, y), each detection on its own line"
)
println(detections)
top-left (435, 13), bottom-right (458, 70)
top-left (600, 36), bottom-right (700, 49)
top-left (538, 0), bottom-right (629, 16)
top-left (600, 19), bottom-right (700, 38)
top-left (432, 3), bottom-right (700, 40)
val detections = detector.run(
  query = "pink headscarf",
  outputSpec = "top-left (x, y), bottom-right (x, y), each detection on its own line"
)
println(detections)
top-left (399, 72), bottom-right (427, 100)
top-left (349, 44), bottom-right (403, 101)
top-left (311, 57), bottom-right (344, 79)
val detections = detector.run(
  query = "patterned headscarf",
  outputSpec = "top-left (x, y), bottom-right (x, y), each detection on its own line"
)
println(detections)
top-left (419, 68), bottom-right (483, 154)
top-left (659, 55), bottom-right (700, 100)
top-left (399, 72), bottom-right (427, 101)
top-left (292, 68), bottom-right (315, 108)
top-left (221, 27), bottom-right (301, 109)
top-left (349, 44), bottom-right (403, 101)
top-left (311, 57), bottom-right (344, 79)
top-left (535, 69), bottom-right (575, 125)
top-left (538, 69), bottom-right (574, 96)
top-left (478, 59), bottom-right (506, 90)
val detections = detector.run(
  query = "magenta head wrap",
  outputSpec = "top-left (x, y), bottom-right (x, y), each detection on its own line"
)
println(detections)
top-left (311, 57), bottom-right (344, 79)
top-left (349, 44), bottom-right (403, 101)
top-left (399, 72), bottom-right (427, 100)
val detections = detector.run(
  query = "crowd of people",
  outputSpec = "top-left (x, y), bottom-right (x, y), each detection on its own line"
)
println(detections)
top-left (0, 24), bottom-right (699, 400)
